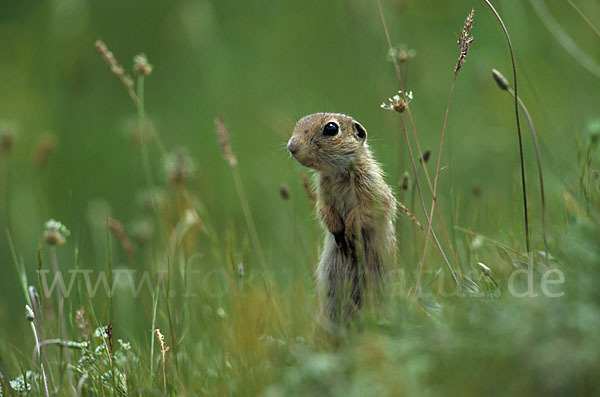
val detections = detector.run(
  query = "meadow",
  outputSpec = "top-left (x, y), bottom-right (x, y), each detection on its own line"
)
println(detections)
top-left (1, 0), bottom-right (600, 395)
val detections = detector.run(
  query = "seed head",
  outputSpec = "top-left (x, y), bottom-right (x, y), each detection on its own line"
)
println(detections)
top-left (154, 328), bottom-right (170, 354)
top-left (75, 307), bottom-right (90, 340)
top-left (164, 147), bottom-right (196, 186)
top-left (133, 53), bottom-right (153, 76)
top-left (25, 305), bottom-right (35, 322)
top-left (237, 262), bottom-right (244, 278)
top-left (215, 117), bottom-right (238, 169)
top-left (380, 90), bottom-right (413, 113)
top-left (43, 219), bottom-right (70, 246)
top-left (477, 262), bottom-right (492, 276)
top-left (421, 149), bottom-right (431, 164)
top-left (387, 45), bottom-right (417, 64)
top-left (95, 40), bottom-right (134, 89)
top-left (401, 171), bottom-right (410, 191)
top-left (279, 184), bottom-right (290, 200)
top-left (491, 69), bottom-right (510, 91)
top-left (456, 9), bottom-right (475, 73)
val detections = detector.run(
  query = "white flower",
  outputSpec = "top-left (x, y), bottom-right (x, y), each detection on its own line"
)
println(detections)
top-left (380, 90), bottom-right (413, 113)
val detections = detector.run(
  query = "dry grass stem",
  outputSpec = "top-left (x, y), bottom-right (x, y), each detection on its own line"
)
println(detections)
top-left (214, 117), bottom-right (266, 269)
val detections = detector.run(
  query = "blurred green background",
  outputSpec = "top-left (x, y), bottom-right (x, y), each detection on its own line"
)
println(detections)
top-left (1, 0), bottom-right (599, 389)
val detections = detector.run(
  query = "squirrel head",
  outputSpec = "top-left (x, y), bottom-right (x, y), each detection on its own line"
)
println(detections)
top-left (287, 113), bottom-right (367, 172)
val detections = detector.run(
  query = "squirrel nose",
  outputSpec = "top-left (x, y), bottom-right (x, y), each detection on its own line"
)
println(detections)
top-left (287, 140), bottom-right (299, 155)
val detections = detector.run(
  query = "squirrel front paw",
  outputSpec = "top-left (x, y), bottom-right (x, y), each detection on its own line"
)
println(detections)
top-left (333, 230), bottom-right (349, 256)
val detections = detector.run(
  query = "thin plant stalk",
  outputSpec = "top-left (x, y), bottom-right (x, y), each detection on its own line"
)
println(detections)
top-left (29, 286), bottom-right (56, 391)
top-left (377, 0), bottom-right (458, 284)
top-left (164, 256), bottom-right (179, 374)
top-left (50, 247), bottom-right (76, 393)
top-left (417, 74), bottom-right (459, 291)
top-left (150, 284), bottom-right (160, 385)
top-left (566, 0), bottom-right (600, 40)
top-left (400, 117), bottom-right (459, 286)
top-left (232, 169), bottom-right (267, 268)
top-left (3, 152), bottom-right (11, 231)
top-left (530, 0), bottom-right (600, 79)
top-left (484, 0), bottom-right (531, 254)
top-left (420, 8), bottom-right (473, 290)
top-left (137, 76), bottom-right (161, 222)
top-left (286, 199), bottom-right (311, 274)
top-left (105, 215), bottom-right (117, 396)
top-left (27, 305), bottom-right (50, 397)
top-left (509, 89), bottom-right (549, 265)
top-left (376, 0), bottom-right (455, 251)
top-left (215, 117), bottom-right (267, 269)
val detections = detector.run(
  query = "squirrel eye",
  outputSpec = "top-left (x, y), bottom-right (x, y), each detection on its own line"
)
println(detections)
top-left (323, 122), bottom-right (339, 137)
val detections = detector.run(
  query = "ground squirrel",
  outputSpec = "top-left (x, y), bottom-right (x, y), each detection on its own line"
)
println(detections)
top-left (287, 113), bottom-right (397, 323)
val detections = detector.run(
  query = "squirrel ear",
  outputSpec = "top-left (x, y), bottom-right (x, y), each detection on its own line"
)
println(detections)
top-left (354, 122), bottom-right (367, 141)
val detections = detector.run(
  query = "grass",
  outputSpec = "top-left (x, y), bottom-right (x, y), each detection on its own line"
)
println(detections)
top-left (1, 0), bottom-right (600, 395)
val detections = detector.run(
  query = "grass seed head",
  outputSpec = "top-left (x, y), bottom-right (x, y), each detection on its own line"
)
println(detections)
top-left (421, 149), bottom-right (431, 164)
top-left (154, 328), bottom-right (170, 354)
top-left (133, 53), bottom-right (153, 76)
top-left (401, 171), bottom-right (410, 191)
top-left (456, 9), bottom-right (475, 73)
top-left (215, 117), bottom-right (238, 169)
top-left (280, 184), bottom-right (290, 200)
top-left (95, 40), bottom-right (134, 88)
top-left (75, 308), bottom-right (90, 340)
top-left (43, 219), bottom-right (70, 246)
top-left (387, 45), bottom-right (417, 64)
top-left (109, 218), bottom-right (135, 256)
top-left (491, 69), bottom-right (510, 91)
top-left (164, 147), bottom-right (196, 186)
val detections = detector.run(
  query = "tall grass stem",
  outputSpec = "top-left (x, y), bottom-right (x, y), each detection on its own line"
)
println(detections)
top-left (484, 0), bottom-right (530, 254)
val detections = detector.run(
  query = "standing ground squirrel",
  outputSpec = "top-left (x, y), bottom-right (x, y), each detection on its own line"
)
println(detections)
top-left (287, 113), bottom-right (397, 323)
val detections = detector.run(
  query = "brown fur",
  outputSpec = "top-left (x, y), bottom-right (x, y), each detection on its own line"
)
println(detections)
top-left (287, 113), bottom-right (397, 323)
